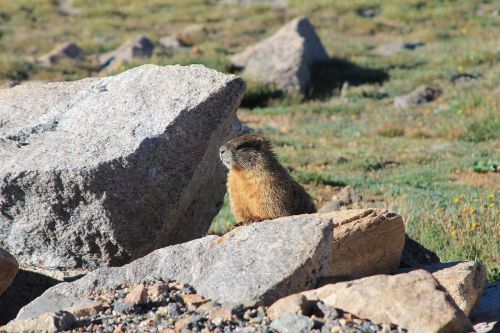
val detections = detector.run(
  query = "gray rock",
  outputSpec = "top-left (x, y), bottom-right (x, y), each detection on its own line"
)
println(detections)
top-left (270, 314), bottom-right (314, 333)
top-left (0, 247), bottom-right (17, 296)
top-left (159, 36), bottom-right (181, 49)
top-left (394, 85), bottom-right (442, 109)
top-left (38, 42), bottom-right (84, 67)
top-left (373, 40), bottom-right (425, 57)
top-left (17, 214), bottom-right (332, 320)
top-left (229, 16), bottom-right (328, 95)
top-left (99, 35), bottom-right (154, 72)
top-left (1, 311), bottom-right (76, 333)
top-left (0, 64), bottom-right (245, 271)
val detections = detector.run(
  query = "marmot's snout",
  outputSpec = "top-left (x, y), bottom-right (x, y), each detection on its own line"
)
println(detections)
top-left (219, 145), bottom-right (233, 168)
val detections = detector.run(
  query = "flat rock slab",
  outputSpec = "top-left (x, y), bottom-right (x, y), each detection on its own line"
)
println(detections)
top-left (301, 270), bottom-right (473, 333)
top-left (0, 64), bottom-right (245, 271)
top-left (17, 214), bottom-right (333, 320)
top-left (400, 261), bottom-right (486, 315)
top-left (230, 16), bottom-right (328, 95)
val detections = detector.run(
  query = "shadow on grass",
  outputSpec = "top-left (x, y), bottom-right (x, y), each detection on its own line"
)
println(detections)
top-left (236, 57), bottom-right (389, 108)
top-left (308, 58), bottom-right (389, 99)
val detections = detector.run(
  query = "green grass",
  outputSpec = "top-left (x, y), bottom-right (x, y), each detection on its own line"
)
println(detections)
top-left (1, 0), bottom-right (499, 281)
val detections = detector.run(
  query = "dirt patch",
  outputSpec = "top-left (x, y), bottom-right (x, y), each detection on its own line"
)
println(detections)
top-left (453, 172), bottom-right (500, 189)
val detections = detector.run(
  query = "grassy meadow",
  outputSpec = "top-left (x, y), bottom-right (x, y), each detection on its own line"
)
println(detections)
top-left (0, 0), bottom-right (498, 281)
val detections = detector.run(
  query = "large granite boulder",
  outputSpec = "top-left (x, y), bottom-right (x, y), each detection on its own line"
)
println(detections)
top-left (16, 214), bottom-right (333, 320)
top-left (0, 64), bottom-right (245, 271)
top-left (229, 16), bottom-right (328, 95)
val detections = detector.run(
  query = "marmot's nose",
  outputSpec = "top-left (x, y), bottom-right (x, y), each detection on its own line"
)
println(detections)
top-left (219, 146), bottom-right (227, 155)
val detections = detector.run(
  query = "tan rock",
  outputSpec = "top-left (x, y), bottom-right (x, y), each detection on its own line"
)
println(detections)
top-left (400, 261), bottom-right (486, 315)
top-left (147, 281), bottom-right (168, 301)
top-left (209, 306), bottom-right (233, 322)
top-left (267, 294), bottom-right (309, 320)
top-left (0, 311), bottom-right (75, 333)
top-left (301, 270), bottom-right (472, 333)
top-left (175, 316), bottom-right (192, 333)
top-left (67, 300), bottom-right (106, 317)
top-left (176, 24), bottom-right (208, 47)
top-left (0, 247), bottom-right (18, 296)
top-left (322, 209), bottom-right (405, 281)
top-left (179, 293), bottom-right (210, 310)
top-left (124, 284), bottom-right (148, 305)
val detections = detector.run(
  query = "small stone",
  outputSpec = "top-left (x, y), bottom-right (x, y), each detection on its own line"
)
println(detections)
top-left (270, 314), bottom-right (314, 333)
top-left (209, 306), bottom-right (233, 322)
top-left (179, 293), bottom-right (210, 310)
top-left (176, 24), bottom-right (208, 47)
top-left (148, 281), bottom-right (169, 301)
top-left (157, 303), bottom-right (181, 317)
top-left (113, 301), bottom-right (134, 314)
top-left (125, 284), bottom-right (148, 305)
top-left (267, 294), bottom-right (309, 320)
top-left (67, 300), bottom-right (106, 317)
top-left (394, 85), bottom-right (442, 110)
top-left (139, 318), bottom-right (155, 327)
top-left (175, 316), bottom-right (192, 333)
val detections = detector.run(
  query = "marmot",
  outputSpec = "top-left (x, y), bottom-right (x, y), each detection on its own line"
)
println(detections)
top-left (219, 134), bottom-right (316, 225)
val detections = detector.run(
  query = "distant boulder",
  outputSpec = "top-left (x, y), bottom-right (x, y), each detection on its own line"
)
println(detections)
top-left (394, 85), bottom-right (442, 109)
top-left (98, 35), bottom-right (154, 72)
top-left (38, 42), bottom-right (84, 67)
top-left (229, 16), bottom-right (328, 96)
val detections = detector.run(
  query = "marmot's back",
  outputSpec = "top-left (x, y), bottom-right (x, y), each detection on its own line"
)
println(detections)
top-left (219, 134), bottom-right (316, 225)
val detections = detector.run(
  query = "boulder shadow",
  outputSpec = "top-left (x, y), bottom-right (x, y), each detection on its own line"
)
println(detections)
top-left (0, 269), bottom-right (83, 324)
top-left (308, 58), bottom-right (389, 100)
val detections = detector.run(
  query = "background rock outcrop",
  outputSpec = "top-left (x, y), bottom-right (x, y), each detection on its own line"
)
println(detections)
top-left (0, 64), bottom-right (245, 272)
top-left (229, 16), bottom-right (328, 95)
top-left (17, 214), bottom-right (333, 320)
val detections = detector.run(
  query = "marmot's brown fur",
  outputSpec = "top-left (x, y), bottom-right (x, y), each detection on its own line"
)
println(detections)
top-left (219, 134), bottom-right (316, 225)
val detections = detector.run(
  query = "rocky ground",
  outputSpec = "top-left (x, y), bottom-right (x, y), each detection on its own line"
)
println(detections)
top-left (59, 280), bottom-right (405, 333)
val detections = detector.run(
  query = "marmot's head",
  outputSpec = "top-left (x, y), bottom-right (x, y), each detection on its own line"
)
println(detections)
top-left (219, 134), bottom-right (275, 170)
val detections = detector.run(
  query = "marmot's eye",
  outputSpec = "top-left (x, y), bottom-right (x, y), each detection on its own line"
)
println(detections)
top-left (237, 141), bottom-right (259, 150)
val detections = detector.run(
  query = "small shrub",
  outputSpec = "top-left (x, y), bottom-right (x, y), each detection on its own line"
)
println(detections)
top-left (472, 160), bottom-right (499, 173)
top-left (462, 118), bottom-right (500, 142)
